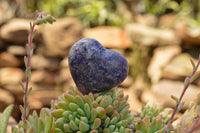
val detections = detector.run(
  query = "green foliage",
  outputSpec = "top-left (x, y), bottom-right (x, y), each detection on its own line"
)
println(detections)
top-left (0, 104), bottom-right (14, 133)
top-left (134, 102), bottom-right (173, 133)
top-left (12, 108), bottom-right (55, 133)
top-left (139, 0), bottom-right (200, 25)
top-left (129, 43), bottom-right (150, 79)
top-left (51, 87), bottom-right (133, 133)
top-left (31, 0), bottom-right (131, 27)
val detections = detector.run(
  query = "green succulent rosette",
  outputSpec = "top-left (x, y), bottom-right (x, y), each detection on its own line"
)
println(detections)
top-left (12, 108), bottom-right (55, 133)
top-left (134, 102), bottom-right (173, 133)
top-left (51, 87), bottom-right (133, 133)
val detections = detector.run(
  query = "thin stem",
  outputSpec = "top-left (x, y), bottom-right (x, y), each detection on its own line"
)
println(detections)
top-left (22, 23), bottom-right (35, 133)
top-left (164, 56), bottom-right (200, 133)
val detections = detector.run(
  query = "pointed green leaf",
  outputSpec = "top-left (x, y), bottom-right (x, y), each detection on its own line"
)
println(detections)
top-left (0, 104), bottom-right (14, 133)
top-left (91, 118), bottom-right (101, 130)
top-left (79, 121), bottom-right (90, 132)
top-left (69, 120), bottom-right (79, 131)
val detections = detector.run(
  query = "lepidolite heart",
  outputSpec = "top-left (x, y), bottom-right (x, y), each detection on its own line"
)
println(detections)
top-left (68, 38), bottom-right (129, 94)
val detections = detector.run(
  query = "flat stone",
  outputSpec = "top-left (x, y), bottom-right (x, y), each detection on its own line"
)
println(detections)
top-left (163, 53), bottom-right (200, 79)
top-left (0, 52), bottom-right (22, 67)
top-left (148, 45), bottom-right (181, 84)
top-left (40, 17), bottom-right (83, 57)
top-left (143, 80), bottom-right (200, 109)
top-left (119, 75), bottom-right (134, 88)
top-left (83, 26), bottom-right (132, 49)
top-left (68, 38), bottom-right (129, 94)
top-left (4, 83), bottom-right (56, 103)
top-left (28, 90), bottom-right (62, 110)
top-left (7, 45), bottom-right (26, 56)
top-left (123, 88), bottom-right (142, 112)
top-left (60, 57), bottom-right (69, 68)
top-left (0, 88), bottom-right (14, 111)
top-left (174, 19), bottom-right (200, 45)
top-left (135, 14), bottom-right (157, 27)
top-left (30, 55), bottom-right (60, 70)
top-left (126, 23), bottom-right (180, 46)
top-left (0, 67), bottom-right (24, 85)
top-left (0, 18), bottom-right (41, 44)
top-left (31, 70), bottom-right (57, 85)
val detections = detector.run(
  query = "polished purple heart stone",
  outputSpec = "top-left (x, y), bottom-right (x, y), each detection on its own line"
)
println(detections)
top-left (68, 38), bottom-right (129, 94)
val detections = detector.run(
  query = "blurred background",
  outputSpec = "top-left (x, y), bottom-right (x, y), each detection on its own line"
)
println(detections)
top-left (0, 0), bottom-right (200, 124)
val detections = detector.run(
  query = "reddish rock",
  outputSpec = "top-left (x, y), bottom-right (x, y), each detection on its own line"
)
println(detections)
top-left (0, 52), bottom-right (22, 67)
top-left (83, 26), bottom-right (132, 49)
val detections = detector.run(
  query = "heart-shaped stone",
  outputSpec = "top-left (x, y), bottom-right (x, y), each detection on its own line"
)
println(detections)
top-left (68, 38), bottom-right (129, 94)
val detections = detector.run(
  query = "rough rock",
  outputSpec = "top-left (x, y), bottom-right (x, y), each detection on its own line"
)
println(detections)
top-left (142, 79), bottom-right (200, 109)
top-left (83, 26), bottom-right (132, 49)
top-left (0, 67), bottom-right (24, 85)
top-left (126, 23), bottom-right (180, 46)
top-left (0, 52), bottom-right (22, 67)
top-left (28, 90), bottom-right (62, 110)
top-left (174, 19), bottom-right (200, 45)
top-left (0, 38), bottom-right (5, 50)
top-left (0, 18), bottom-right (41, 44)
top-left (41, 17), bottom-right (83, 57)
top-left (7, 45), bottom-right (26, 56)
top-left (0, 1), bottom-right (15, 26)
top-left (31, 70), bottom-right (57, 85)
top-left (158, 14), bottom-right (176, 28)
top-left (163, 53), bottom-right (200, 80)
top-left (148, 45), bottom-right (181, 84)
top-left (60, 57), bottom-right (69, 68)
top-left (119, 75), bottom-right (134, 88)
top-left (123, 88), bottom-right (142, 112)
top-left (135, 14), bottom-right (157, 27)
top-left (30, 55), bottom-right (60, 70)
top-left (4, 83), bottom-right (56, 103)
top-left (0, 88), bottom-right (14, 112)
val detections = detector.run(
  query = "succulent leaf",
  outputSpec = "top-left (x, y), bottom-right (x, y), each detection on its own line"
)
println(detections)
top-left (51, 87), bottom-right (133, 132)
top-left (12, 108), bottom-right (55, 133)
top-left (134, 102), bottom-right (173, 133)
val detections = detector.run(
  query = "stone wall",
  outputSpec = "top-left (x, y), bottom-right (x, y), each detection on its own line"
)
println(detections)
top-left (0, 15), bottom-right (200, 122)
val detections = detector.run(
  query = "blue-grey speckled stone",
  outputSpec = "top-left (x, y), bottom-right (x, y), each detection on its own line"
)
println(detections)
top-left (68, 38), bottom-right (129, 94)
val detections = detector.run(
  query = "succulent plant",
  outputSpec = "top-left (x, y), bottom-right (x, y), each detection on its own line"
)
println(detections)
top-left (133, 102), bottom-right (173, 133)
top-left (68, 38), bottom-right (129, 95)
top-left (12, 108), bottom-right (55, 133)
top-left (174, 94), bottom-right (200, 133)
top-left (51, 87), bottom-right (133, 133)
